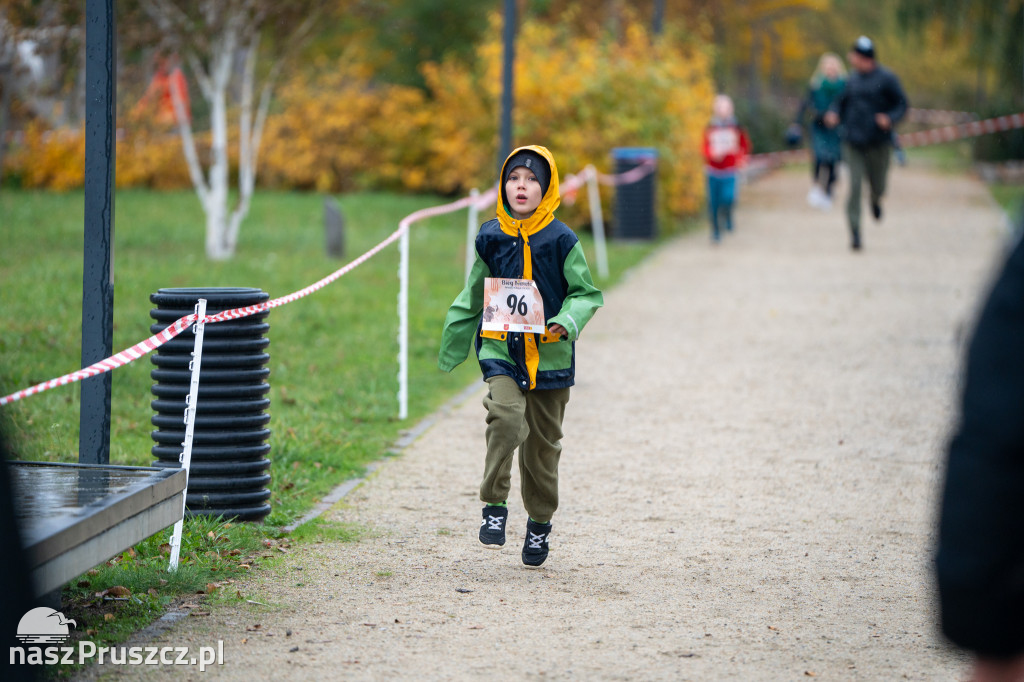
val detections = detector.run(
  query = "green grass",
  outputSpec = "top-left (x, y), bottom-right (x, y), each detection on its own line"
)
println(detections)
top-left (989, 183), bottom-right (1024, 218)
top-left (1, 187), bottom-right (658, 655)
top-left (1, 188), bottom-right (655, 526)
top-left (903, 141), bottom-right (974, 173)
top-left (1, 187), bottom-right (657, 659)
top-left (45, 515), bottom-right (277, 678)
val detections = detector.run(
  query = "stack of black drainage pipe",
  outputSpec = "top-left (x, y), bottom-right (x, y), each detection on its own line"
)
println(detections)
top-left (149, 287), bottom-right (272, 521)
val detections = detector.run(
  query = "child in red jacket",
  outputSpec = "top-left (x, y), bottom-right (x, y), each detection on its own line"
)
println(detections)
top-left (702, 95), bottom-right (751, 242)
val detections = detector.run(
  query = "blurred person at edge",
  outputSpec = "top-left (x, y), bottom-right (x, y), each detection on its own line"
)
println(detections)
top-left (0, 408), bottom-right (40, 681)
top-left (936, 232), bottom-right (1024, 682)
top-left (790, 53), bottom-right (847, 211)
top-left (824, 36), bottom-right (907, 251)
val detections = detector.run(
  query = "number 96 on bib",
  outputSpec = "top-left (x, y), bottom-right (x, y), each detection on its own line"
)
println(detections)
top-left (481, 278), bottom-right (546, 334)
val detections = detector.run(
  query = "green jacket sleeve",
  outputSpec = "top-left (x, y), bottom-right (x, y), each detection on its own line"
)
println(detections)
top-left (548, 241), bottom-right (603, 342)
top-left (438, 253), bottom-right (490, 372)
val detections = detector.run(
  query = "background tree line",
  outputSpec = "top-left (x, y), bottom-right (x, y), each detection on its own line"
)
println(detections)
top-left (1, 0), bottom-right (1021, 257)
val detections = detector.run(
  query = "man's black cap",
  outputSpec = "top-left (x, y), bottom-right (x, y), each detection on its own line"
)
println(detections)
top-left (852, 35), bottom-right (875, 60)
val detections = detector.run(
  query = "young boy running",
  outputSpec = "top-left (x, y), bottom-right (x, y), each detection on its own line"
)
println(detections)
top-left (438, 145), bottom-right (603, 567)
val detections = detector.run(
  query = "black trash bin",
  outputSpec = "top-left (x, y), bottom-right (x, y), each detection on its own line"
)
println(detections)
top-left (612, 147), bottom-right (658, 239)
top-left (149, 287), bottom-right (272, 522)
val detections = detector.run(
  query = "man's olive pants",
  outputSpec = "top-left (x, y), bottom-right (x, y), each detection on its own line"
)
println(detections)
top-left (844, 142), bottom-right (891, 240)
top-left (479, 375), bottom-right (570, 524)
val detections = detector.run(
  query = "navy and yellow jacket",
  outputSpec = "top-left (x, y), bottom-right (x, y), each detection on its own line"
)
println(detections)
top-left (438, 145), bottom-right (603, 391)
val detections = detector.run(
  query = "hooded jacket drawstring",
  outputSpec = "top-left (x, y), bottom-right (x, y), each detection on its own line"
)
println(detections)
top-left (438, 144), bottom-right (603, 392)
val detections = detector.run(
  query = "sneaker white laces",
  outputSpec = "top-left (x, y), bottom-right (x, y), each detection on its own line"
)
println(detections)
top-left (487, 515), bottom-right (503, 531)
top-left (528, 531), bottom-right (546, 549)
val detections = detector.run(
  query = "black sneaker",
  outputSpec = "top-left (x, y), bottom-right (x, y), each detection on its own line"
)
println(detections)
top-left (851, 230), bottom-right (862, 251)
top-left (522, 519), bottom-right (552, 567)
top-left (479, 505), bottom-right (508, 548)
top-left (871, 201), bottom-right (882, 221)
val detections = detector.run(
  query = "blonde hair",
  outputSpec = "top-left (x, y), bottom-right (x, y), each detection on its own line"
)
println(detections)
top-left (810, 52), bottom-right (847, 87)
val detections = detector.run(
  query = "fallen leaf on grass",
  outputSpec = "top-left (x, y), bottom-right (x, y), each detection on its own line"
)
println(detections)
top-left (190, 611), bottom-right (211, 617)
top-left (148, 588), bottom-right (158, 598)
top-left (238, 563), bottom-right (252, 570)
top-left (246, 624), bottom-right (262, 632)
top-left (103, 613), bottom-right (114, 622)
top-left (159, 543), bottom-right (171, 555)
top-left (77, 580), bottom-right (90, 588)
top-left (158, 579), bottom-right (168, 586)
top-left (96, 586), bottom-right (131, 598)
top-left (87, 569), bottom-right (99, 577)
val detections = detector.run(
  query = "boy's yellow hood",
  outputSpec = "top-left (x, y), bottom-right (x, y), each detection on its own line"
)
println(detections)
top-left (497, 145), bottom-right (560, 238)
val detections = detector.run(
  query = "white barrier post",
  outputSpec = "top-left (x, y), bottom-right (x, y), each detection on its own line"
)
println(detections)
top-left (466, 188), bottom-right (480, 284)
top-left (397, 225), bottom-right (410, 420)
top-left (586, 166), bottom-right (610, 280)
top-left (169, 298), bottom-right (206, 572)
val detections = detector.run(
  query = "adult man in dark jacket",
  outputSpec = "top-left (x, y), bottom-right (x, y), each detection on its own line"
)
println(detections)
top-left (936, 233), bottom-right (1024, 681)
top-left (824, 36), bottom-right (907, 250)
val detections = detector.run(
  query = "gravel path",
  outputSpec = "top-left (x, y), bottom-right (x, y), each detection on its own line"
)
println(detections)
top-left (123, 166), bottom-right (1008, 680)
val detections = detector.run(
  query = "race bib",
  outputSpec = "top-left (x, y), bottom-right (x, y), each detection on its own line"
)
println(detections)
top-left (481, 278), bottom-right (546, 333)
top-left (708, 127), bottom-right (740, 158)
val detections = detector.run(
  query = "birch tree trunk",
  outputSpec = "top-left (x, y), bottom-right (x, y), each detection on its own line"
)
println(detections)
top-left (139, 0), bottom-right (318, 260)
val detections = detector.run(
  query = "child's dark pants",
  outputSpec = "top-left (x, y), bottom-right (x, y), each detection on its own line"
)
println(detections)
top-left (480, 375), bottom-right (570, 525)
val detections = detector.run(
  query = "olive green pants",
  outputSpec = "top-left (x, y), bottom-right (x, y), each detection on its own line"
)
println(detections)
top-left (480, 375), bottom-right (570, 524)
top-left (844, 142), bottom-right (891, 239)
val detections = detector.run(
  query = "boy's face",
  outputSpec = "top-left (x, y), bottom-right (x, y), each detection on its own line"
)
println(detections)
top-left (505, 166), bottom-right (544, 219)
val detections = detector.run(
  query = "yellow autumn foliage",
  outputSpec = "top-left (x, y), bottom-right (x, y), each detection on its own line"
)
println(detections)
top-left (5, 11), bottom-right (715, 228)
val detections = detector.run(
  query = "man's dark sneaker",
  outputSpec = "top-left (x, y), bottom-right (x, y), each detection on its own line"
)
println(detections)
top-left (871, 201), bottom-right (882, 221)
top-left (479, 505), bottom-right (508, 548)
top-left (851, 232), bottom-right (862, 251)
top-left (521, 518), bottom-right (552, 567)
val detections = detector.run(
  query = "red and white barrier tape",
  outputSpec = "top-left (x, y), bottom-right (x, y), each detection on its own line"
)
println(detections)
top-left (1, 159), bottom-right (654, 408)
top-left (0, 314), bottom-right (199, 406)
top-left (899, 112), bottom-right (1024, 148)
top-left (904, 108), bottom-right (977, 126)
top-left (747, 112), bottom-right (1024, 170)
top-left (783, 97), bottom-right (978, 126)
top-left (596, 158), bottom-right (657, 186)
top-left (2, 207), bottom-right (423, 406)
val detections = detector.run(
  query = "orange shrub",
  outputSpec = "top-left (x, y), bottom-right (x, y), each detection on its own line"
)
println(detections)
top-left (5, 123), bottom-right (86, 191)
top-left (420, 12), bottom-right (715, 223)
top-left (5, 10), bottom-right (714, 231)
